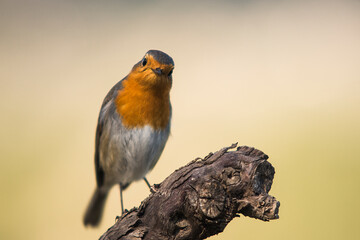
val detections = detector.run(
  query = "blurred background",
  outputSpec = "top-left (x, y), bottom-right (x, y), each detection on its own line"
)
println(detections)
top-left (1, 0), bottom-right (359, 239)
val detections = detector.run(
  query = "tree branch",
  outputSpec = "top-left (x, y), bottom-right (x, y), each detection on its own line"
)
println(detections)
top-left (99, 144), bottom-right (280, 240)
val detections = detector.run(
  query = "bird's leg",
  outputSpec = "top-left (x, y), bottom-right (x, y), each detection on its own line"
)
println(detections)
top-left (119, 184), bottom-right (124, 214)
top-left (143, 177), bottom-right (151, 189)
top-left (143, 177), bottom-right (156, 193)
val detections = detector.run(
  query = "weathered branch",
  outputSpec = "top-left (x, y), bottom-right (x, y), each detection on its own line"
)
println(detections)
top-left (100, 144), bottom-right (280, 240)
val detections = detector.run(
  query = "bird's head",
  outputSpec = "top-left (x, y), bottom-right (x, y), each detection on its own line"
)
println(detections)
top-left (129, 50), bottom-right (174, 88)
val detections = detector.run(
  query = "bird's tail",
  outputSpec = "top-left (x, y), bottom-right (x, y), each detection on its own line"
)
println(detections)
top-left (83, 188), bottom-right (108, 227)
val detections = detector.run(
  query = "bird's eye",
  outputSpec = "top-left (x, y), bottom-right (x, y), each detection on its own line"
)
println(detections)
top-left (168, 69), bottom-right (173, 76)
top-left (142, 58), bottom-right (147, 66)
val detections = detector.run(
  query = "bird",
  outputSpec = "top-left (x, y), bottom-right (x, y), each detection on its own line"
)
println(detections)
top-left (83, 50), bottom-right (174, 227)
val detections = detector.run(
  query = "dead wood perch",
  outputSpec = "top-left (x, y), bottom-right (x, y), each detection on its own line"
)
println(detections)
top-left (100, 144), bottom-right (280, 240)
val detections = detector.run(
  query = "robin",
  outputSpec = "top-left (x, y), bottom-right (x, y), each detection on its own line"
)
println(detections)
top-left (83, 50), bottom-right (174, 227)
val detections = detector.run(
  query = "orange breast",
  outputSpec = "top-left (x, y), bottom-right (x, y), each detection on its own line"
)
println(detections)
top-left (115, 76), bottom-right (171, 130)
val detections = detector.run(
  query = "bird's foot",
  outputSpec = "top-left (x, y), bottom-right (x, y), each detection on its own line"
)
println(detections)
top-left (115, 209), bottom-right (129, 222)
top-left (150, 183), bottom-right (161, 193)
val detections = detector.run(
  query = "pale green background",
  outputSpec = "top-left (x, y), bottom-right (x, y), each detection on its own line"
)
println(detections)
top-left (1, 0), bottom-right (359, 239)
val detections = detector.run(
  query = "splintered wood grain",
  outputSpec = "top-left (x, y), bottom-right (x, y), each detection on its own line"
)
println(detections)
top-left (100, 144), bottom-right (280, 240)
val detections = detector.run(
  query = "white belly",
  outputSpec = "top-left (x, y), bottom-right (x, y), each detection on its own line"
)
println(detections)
top-left (100, 121), bottom-right (170, 187)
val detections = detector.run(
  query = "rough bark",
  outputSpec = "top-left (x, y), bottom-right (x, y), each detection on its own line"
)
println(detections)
top-left (99, 144), bottom-right (280, 240)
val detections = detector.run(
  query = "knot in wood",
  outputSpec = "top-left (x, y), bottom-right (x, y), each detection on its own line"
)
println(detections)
top-left (237, 194), bottom-right (280, 221)
top-left (174, 219), bottom-right (192, 240)
top-left (222, 167), bottom-right (241, 186)
top-left (199, 180), bottom-right (225, 219)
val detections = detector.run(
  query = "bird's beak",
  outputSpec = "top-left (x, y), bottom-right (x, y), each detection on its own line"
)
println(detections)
top-left (152, 68), bottom-right (163, 75)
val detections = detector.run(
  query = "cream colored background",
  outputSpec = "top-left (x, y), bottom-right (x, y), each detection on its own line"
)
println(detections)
top-left (1, 0), bottom-right (359, 239)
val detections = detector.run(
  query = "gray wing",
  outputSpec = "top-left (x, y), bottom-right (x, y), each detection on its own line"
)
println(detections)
top-left (94, 77), bottom-right (126, 188)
